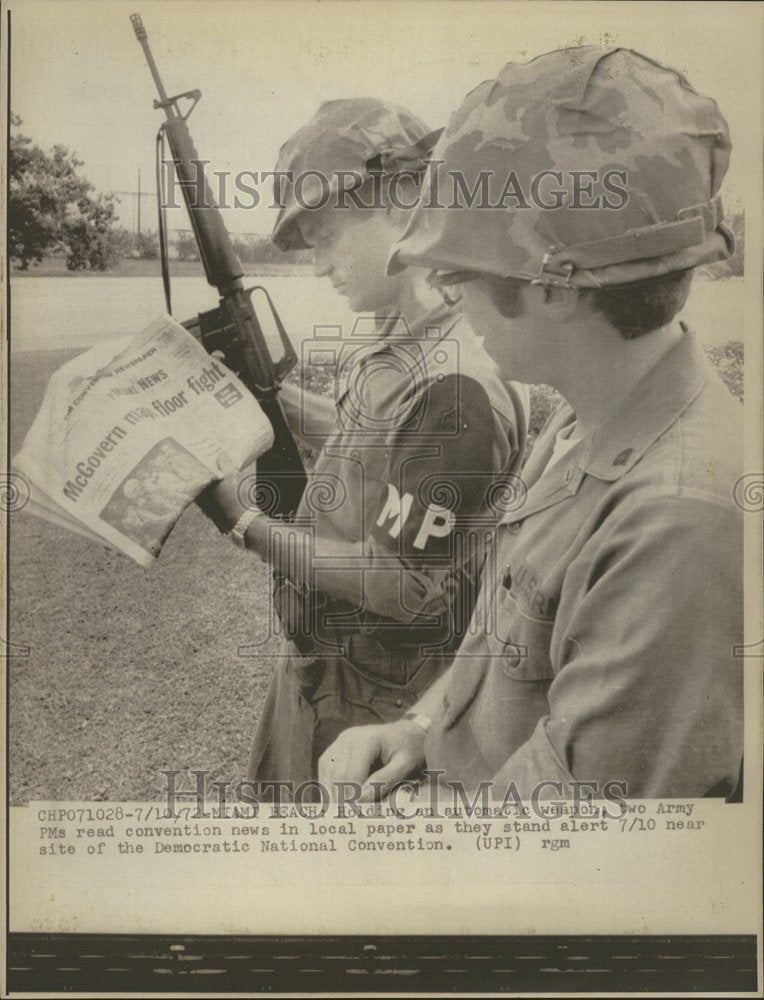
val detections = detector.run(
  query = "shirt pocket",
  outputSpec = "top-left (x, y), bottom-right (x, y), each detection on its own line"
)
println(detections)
top-left (464, 588), bottom-right (556, 773)
top-left (488, 586), bottom-right (556, 682)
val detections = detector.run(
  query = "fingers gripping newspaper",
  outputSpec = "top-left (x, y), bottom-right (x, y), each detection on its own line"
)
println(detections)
top-left (13, 314), bottom-right (274, 567)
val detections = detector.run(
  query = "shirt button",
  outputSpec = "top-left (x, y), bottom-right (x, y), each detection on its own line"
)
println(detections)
top-left (394, 698), bottom-right (403, 708)
top-left (502, 643), bottom-right (525, 671)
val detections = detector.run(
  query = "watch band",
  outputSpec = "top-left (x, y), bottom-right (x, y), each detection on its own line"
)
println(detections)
top-left (229, 507), bottom-right (263, 548)
top-left (403, 711), bottom-right (432, 733)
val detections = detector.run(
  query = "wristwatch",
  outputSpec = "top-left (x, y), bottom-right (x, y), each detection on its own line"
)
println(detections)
top-left (228, 507), bottom-right (263, 549)
top-left (403, 711), bottom-right (432, 733)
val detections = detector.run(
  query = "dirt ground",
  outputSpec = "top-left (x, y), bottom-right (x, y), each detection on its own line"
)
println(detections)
top-left (7, 338), bottom-right (743, 804)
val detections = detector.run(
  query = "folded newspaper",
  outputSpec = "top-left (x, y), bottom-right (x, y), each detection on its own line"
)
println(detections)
top-left (13, 314), bottom-right (275, 567)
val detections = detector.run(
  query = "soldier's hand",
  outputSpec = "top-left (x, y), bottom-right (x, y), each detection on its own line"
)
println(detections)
top-left (318, 719), bottom-right (427, 801)
top-left (195, 482), bottom-right (230, 533)
top-left (196, 457), bottom-right (253, 534)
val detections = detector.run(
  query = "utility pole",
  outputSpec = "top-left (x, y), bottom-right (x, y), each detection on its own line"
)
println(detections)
top-left (137, 167), bottom-right (142, 234)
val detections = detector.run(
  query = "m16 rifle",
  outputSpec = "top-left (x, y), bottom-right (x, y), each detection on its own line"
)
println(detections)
top-left (130, 13), bottom-right (306, 519)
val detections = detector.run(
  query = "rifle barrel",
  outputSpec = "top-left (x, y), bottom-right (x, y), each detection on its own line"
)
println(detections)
top-left (130, 14), bottom-right (170, 107)
top-left (131, 12), bottom-right (243, 293)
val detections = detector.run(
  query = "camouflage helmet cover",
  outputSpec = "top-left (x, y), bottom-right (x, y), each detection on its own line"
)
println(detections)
top-left (388, 47), bottom-right (734, 287)
top-left (271, 98), bottom-right (438, 251)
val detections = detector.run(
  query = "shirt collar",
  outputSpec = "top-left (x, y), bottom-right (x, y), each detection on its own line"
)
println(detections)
top-left (370, 301), bottom-right (457, 357)
top-left (581, 322), bottom-right (708, 482)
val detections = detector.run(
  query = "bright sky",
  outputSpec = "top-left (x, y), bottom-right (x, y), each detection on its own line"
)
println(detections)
top-left (8, 0), bottom-right (762, 235)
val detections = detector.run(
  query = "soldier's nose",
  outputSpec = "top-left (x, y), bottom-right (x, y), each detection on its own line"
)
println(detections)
top-left (313, 253), bottom-right (333, 279)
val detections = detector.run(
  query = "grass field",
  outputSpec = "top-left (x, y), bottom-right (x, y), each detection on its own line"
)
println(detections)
top-left (8, 309), bottom-right (744, 803)
top-left (9, 349), bottom-right (282, 803)
top-left (11, 256), bottom-right (310, 279)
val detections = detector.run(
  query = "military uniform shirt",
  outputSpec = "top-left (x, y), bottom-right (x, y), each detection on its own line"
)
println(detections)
top-left (424, 326), bottom-right (743, 799)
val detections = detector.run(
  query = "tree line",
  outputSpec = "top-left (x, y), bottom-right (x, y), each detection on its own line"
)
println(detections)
top-left (9, 117), bottom-right (311, 272)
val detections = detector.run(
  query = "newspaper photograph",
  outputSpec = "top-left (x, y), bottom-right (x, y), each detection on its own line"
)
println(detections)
top-left (2, 0), bottom-right (762, 995)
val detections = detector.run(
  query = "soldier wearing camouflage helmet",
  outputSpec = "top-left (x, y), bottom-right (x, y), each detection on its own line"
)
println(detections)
top-left (206, 98), bottom-right (530, 795)
top-left (271, 98), bottom-right (440, 253)
top-left (320, 49), bottom-right (743, 801)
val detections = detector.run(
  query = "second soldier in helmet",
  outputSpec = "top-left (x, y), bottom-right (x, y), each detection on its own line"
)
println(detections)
top-left (319, 49), bottom-right (743, 802)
